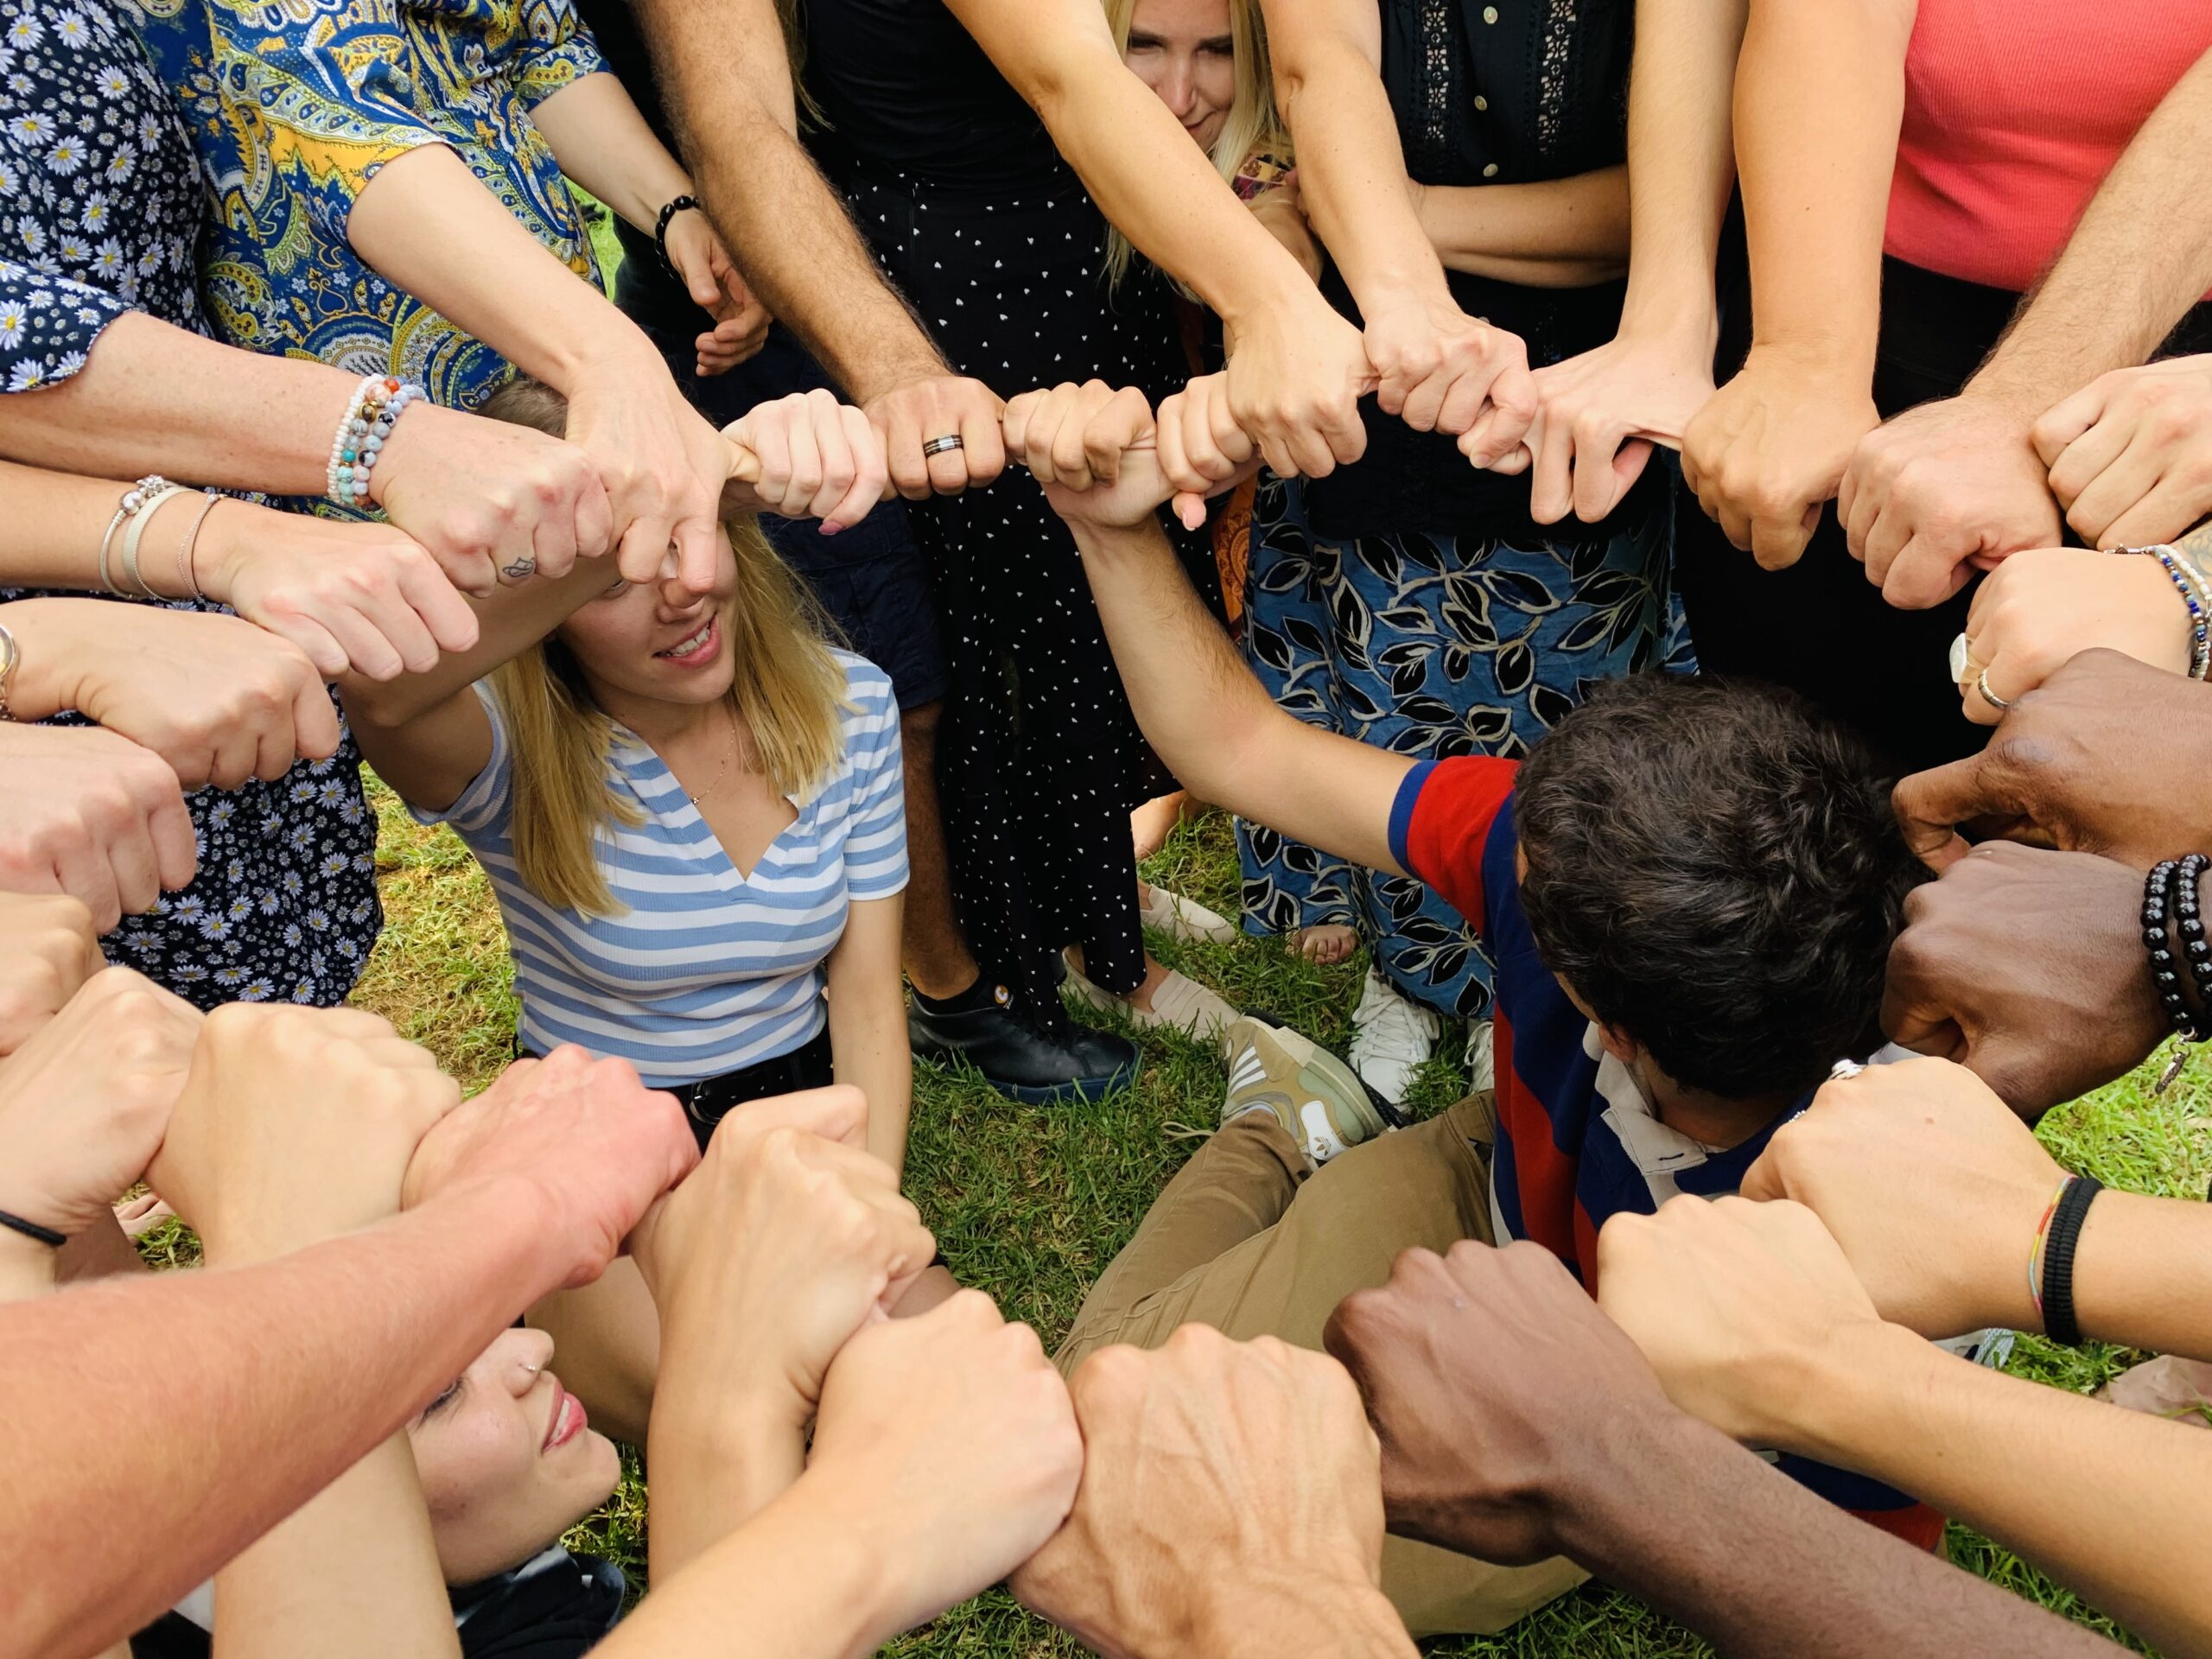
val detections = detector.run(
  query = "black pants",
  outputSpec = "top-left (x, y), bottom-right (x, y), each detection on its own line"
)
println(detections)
top-left (1676, 254), bottom-right (2212, 776)
top-left (523, 1026), bottom-right (835, 1154)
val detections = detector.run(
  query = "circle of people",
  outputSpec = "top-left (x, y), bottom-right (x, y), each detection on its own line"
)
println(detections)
top-left (3, 1), bottom-right (2210, 1656)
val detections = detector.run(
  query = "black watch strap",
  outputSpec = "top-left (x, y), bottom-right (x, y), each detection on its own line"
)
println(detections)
top-left (2039, 1174), bottom-right (2104, 1346)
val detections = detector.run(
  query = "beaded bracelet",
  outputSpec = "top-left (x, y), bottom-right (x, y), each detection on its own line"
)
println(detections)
top-left (99, 474), bottom-right (168, 595)
top-left (2122, 544), bottom-right (2212, 681)
top-left (2144, 857), bottom-right (2211, 1092)
top-left (327, 374), bottom-right (422, 509)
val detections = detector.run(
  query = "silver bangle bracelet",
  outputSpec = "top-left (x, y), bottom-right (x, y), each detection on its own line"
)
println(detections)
top-left (120, 482), bottom-right (191, 601)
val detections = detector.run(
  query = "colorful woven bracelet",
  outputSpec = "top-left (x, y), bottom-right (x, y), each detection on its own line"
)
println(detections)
top-left (327, 374), bottom-right (423, 510)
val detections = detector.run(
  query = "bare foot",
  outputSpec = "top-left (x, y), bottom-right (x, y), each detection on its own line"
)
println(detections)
top-left (1131, 791), bottom-right (1191, 862)
top-left (1292, 924), bottom-right (1357, 965)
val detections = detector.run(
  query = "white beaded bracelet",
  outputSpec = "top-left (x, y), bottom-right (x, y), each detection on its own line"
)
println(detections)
top-left (327, 373), bottom-right (423, 509)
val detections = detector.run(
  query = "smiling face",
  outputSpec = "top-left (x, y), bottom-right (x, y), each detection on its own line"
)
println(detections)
top-left (406, 1328), bottom-right (620, 1586)
top-left (1123, 0), bottom-right (1238, 152)
top-left (554, 539), bottom-right (741, 714)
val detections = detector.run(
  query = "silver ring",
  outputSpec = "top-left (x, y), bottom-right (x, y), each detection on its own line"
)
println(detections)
top-left (1975, 667), bottom-right (2015, 712)
top-left (1827, 1058), bottom-right (1866, 1082)
top-left (921, 434), bottom-right (964, 458)
top-left (501, 556), bottom-right (537, 582)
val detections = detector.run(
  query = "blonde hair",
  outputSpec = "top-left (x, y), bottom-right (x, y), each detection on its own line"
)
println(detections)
top-left (476, 378), bottom-right (848, 916)
top-left (1102, 0), bottom-right (1289, 288)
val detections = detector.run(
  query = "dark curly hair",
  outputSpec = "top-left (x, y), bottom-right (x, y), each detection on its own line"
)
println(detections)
top-left (1514, 674), bottom-right (1923, 1101)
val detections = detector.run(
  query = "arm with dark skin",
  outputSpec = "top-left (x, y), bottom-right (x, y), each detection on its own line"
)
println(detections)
top-left (1324, 1240), bottom-right (2125, 1659)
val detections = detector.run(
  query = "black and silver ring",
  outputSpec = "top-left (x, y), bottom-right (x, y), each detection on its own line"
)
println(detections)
top-left (921, 434), bottom-right (965, 458)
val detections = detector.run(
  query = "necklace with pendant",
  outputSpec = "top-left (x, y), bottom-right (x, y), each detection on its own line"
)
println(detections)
top-left (683, 710), bottom-right (741, 806)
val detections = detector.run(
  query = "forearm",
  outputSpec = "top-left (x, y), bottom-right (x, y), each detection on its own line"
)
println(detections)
top-left (213, 1436), bottom-right (459, 1659)
top-left (618, 1465), bottom-right (880, 1658)
top-left (347, 143), bottom-right (659, 391)
top-left (2071, 1190), bottom-right (2212, 1359)
top-left (1271, 25), bottom-right (1454, 313)
top-left (1415, 171), bottom-right (1630, 286)
top-left (529, 72), bottom-right (694, 235)
top-left (1734, 0), bottom-right (1911, 372)
top-left (957, 3), bottom-right (1325, 334)
top-left (633, 0), bottom-right (945, 401)
top-left (1068, 513), bottom-right (1410, 873)
top-left (1190, 1580), bottom-right (1415, 1659)
top-left (1617, 0), bottom-right (1749, 343)
top-left (0, 461), bottom-right (276, 603)
top-left (827, 939), bottom-right (913, 1177)
top-left (0, 313), bottom-right (356, 497)
top-left (645, 1402), bottom-right (808, 1584)
top-left (0, 1230), bottom-right (56, 1301)
top-left (1798, 1327), bottom-right (2212, 1656)
top-left (1974, 45), bottom-right (2212, 409)
top-left (0, 1179), bottom-right (553, 1657)
top-left (1546, 1409), bottom-right (2119, 1659)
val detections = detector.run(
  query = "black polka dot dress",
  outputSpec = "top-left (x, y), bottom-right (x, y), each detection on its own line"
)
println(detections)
top-left (845, 167), bottom-right (1219, 1032)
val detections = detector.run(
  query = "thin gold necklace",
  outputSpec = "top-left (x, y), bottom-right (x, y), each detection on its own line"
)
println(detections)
top-left (681, 709), bottom-right (741, 806)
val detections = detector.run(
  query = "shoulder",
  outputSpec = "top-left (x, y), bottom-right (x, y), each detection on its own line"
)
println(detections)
top-left (831, 650), bottom-right (899, 728)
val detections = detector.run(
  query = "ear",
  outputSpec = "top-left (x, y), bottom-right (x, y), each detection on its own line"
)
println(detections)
top-left (1595, 1022), bottom-right (1639, 1065)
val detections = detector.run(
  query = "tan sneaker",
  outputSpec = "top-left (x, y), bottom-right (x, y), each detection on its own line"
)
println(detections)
top-left (1218, 1017), bottom-right (1389, 1166)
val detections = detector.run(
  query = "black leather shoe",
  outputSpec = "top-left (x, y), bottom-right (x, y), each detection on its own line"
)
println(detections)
top-left (909, 986), bottom-right (1141, 1104)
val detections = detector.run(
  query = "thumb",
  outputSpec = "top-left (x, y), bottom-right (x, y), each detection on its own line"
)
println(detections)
top-left (1891, 753), bottom-right (1999, 870)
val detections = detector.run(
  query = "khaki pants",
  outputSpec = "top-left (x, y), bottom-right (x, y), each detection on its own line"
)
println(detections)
top-left (1057, 1096), bottom-right (1588, 1638)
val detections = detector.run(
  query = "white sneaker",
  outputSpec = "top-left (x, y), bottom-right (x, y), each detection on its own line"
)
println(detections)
top-left (1464, 1016), bottom-right (1496, 1094)
top-left (1138, 883), bottom-right (1240, 945)
top-left (1348, 965), bottom-right (1442, 1104)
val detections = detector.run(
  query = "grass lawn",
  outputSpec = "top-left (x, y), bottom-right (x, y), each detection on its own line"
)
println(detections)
top-left (350, 776), bottom-right (2203, 1656)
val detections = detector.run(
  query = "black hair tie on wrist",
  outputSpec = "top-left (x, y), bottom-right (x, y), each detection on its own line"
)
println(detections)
top-left (0, 1207), bottom-right (67, 1249)
top-left (2039, 1174), bottom-right (2104, 1346)
top-left (654, 194), bottom-right (702, 283)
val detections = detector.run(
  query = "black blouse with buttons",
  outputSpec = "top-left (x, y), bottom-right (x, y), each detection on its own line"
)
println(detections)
top-left (1305, 0), bottom-right (1646, 542)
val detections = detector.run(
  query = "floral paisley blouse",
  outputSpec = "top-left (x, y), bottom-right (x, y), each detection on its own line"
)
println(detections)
top-left (127, 0), bottom-right (604, 411)
top-left (0, 0), bottom-right (379, 1008)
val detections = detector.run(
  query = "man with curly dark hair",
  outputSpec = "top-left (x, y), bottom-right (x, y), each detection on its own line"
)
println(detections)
top-left (1010, 380), bottom-right (1936, 1637)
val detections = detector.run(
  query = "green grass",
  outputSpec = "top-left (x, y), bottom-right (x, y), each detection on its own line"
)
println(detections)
top-left (346, 779), bottom-right (2203, 1656)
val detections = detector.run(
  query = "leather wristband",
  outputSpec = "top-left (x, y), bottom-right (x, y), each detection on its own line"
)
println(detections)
top-left (2038, 1174), bottom-right (2103, 1346)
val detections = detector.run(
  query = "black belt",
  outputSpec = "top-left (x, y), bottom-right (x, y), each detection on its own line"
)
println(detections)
top-left (519, 1025), bottom-right (836, 1149)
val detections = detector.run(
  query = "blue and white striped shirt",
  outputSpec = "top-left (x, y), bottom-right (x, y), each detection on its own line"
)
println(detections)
top-left (417, 652), bottom-right (907, 1085)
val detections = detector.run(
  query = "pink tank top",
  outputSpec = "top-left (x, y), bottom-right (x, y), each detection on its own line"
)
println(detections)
top-left (1886, 1), bottom-right (2212, 294)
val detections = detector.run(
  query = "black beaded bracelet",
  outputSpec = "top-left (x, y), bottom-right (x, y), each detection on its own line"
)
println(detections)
top-left (653, 194), bottom-right (702, 283)
top-left (2039, 1174), bottom-right (2104, 1347)
top-left (2145, 859), bottom-right (2212, 1091)
top-left (0, 1206), bottom-right (67, 1249)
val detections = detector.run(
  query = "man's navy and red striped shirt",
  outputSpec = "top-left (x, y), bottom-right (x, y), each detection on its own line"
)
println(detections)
top-left (1387, 755), bottom-right (1944, 1551)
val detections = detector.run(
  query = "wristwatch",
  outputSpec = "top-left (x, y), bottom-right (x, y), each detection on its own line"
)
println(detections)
top-left (0, 616), bottom-right (17, 722)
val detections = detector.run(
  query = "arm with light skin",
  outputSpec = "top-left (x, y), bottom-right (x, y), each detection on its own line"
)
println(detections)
top-left (1680, 0), bottom-right (1906, 569)
top-left (0, 1181), bottom-right (556, 1658)
top-left (626, 0), bottom-right (1013, 502)
top-left (0, 457), bottom-right (480, 680)
top-left (1596, 1194), bottom-right (2211, 1658)
top-left (1261, 0), bottom-right (1534, 461)
top-left (825, 894), bottom-right (912, 1176)
top-left (947, 0), bottom-right (1376, 480)
top-left (524, 72), bottom-right (768, 374)
top-left (1410, 169), bottom-right (1630, 286)
top-left (342, 393), bottom-right (887, 815)
top-left (346, 143), bottom-right (730, 592)
top-left (1516, 0), bottom-right (1747, 525)
top-left (612, 1290), bottom-right (1080, 1659)
top-left (1841, 46), bottom-right (2212, 605)
top-left (1325, 1238), bottom-right (2124, 1659)
top-left (0, 311), bottom-right (609, 598)
top-left (1007, 380), bottom-right (1415, 876)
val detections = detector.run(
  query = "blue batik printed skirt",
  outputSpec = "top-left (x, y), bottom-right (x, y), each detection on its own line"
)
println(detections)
top-left (1236, 474), bottom-right (1688, 1020)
